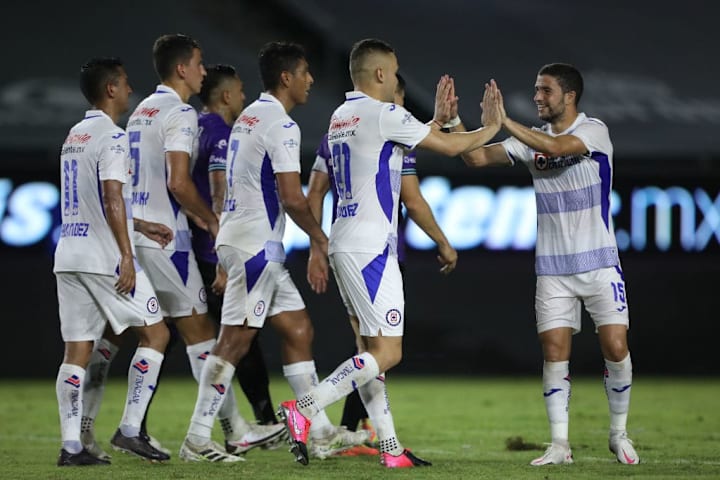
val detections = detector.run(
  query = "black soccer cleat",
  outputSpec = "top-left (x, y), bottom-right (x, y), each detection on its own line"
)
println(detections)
top-left (57, 447), bottom-right (111, 466)
top-left (110, 429), bottom-right (170, 462)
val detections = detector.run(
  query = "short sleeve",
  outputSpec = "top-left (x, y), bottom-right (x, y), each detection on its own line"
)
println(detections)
top-left (97, 130), bottom-right (130, 183)
top-left (315, 133), bottom-right (331, 161)
top-left (569, 119), bottom-right (612, 156)
top-left (264, 120), bottom-right (302, 173)
top-left (378, 104), bottom-right (431, 149)
top-left (501, 136), bottom-right (532, 165)
top-left (311, 154), bottom-right (328, 174)
top-left (401, 150), bottom-right (417, 176)
top-left (164, 105), bottom-right (198, 154)
top-left (207, 128), bottom-right (230, 173)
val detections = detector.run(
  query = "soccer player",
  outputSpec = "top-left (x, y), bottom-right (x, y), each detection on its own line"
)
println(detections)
top-left (180, 41), bottom-right (369, 462)
top-left (278, 38), bottom-right (500, 468)
top-left (457, 64), bottom-right (639, 466)
top-left (306, 73), bottom-right (457, 457)
top-left (127, 33), bottom-right (273, 458)
top-left (193, 64), bottom-right (283, 430)
top-left (54, 57), bottom-right (173, 465)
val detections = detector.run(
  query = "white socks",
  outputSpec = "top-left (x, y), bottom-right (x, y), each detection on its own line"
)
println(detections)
top-left (358, 373), bottom-right (403, 456)
top-left (542, 360), bottom-right (571, 446)
top-left (604, 353), bottom-right (633, 433)
top-left (56, 363), bottom-right (85, 454)
top-left (186, 340), bottom-right (250, 442)
top-left (297, 352), bottom-right (380, 419)
top-left (119, 347), bottom-right (164, 438)
top-left (187, 354), bottom-right (237, 444)
top-left (82, 338), bottom-right (119, 434)
top-left (283, 361), bottom-right (334, 438)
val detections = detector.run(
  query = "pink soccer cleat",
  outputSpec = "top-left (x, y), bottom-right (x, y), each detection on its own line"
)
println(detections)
top-left (380, 449), bottom-right (432, 468)
top-left (277, 400), bottom-right (311, 465)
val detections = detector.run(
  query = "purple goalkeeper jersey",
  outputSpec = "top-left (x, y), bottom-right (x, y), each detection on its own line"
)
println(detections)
top-left (191, 111), bottom-right (230, 263)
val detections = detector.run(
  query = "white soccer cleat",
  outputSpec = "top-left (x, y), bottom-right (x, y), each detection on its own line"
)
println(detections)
top-left (310, 426), bottom-right (372, 459)
top-left (179, 438), bottom-right (245, 463)
top-left (609, 431), bottom-right (640, 465)
top-left (225, 423), bottom-right (287, 455)
top-left (530, 443), bottom-right (574, 466)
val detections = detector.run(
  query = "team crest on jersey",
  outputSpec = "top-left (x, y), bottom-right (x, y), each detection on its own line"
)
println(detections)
top-left (146, 297), bottom-right (159, 314)
top-left (199, 287), bottom-right (207, 303)
top-left (534, 152), bottom-right (549, 170)
top-left (254, 300), bottom-right (266, 316)
top-left (385, 308), bottom-right (402, 327)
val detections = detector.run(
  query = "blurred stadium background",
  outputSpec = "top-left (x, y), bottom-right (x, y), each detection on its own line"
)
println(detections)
top-left (1, 0), bottom-right (719, 378)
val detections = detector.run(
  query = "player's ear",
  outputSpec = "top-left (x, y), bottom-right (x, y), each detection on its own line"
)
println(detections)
top-left (564, 90), bottom-right (576, 106)
top-left (176, 62), bottom-right (186, 80)
top-left (222, 89), bottom-right (231, 105)
top-left (376, 67), bottom-right (384, 84)
top-left (280, 70), bottom-right (291, 88)
top-left (106, 81), bottom-right (117, 99)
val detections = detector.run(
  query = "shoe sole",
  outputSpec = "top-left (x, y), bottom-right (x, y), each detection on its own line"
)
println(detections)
top-left (277, 406), bottom-right (309, 466)
top-left (227, 427), bottom-right (287, 455)
top-left (110, 443), bottom-right (167, 463)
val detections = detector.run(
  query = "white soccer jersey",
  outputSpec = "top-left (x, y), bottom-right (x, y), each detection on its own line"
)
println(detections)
top-left (54, 110), bottom-right (133, 275)
top-left (502, 112), bottom-right (619, 275)
top-left (215, 93), bottom-right (301, 259)
top-left (327, 92), bottom-right (430, 256)
top-left (127, 85), bottom-right (197, 252)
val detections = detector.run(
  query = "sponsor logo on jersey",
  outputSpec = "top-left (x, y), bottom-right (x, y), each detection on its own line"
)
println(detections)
top-left (63, 133), bottom-right (92, 144)
top-left (134, 107), bottom-right (160, 118)
top-left (329, 115), bottom-right (360, 131)
top-left (254, 300), bottom-right (266, 316)
top-left (110, 144), bottom-right (125, 154)
top-left (146, 296), bottom-right (159, 314)
top-left (534, 152), bottom-right (583, 171)
top-left (283, 121), bottom-right (296, 128)
top-left (180, 106), bottom-right (193, 112)
top-left (385, 308), bottom-right (402, 327)
top-left (111, 132), bottom-right (125, 139)
top-left (283, 138), bottom-right (299, 148)
top-left (237, 114), bottom-right (260, 127)
top-left (64, 374), bottom-right (81, 388)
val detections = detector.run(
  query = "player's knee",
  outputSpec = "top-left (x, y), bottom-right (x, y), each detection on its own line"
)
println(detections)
top-left (602, 338), bottom-right (628, 362)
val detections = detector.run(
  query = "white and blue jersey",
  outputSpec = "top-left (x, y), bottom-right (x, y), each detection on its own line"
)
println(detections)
top-left (215, 93), bottom-right (301, 261)
top-left (327, 91), bottom-right (430, 257)
top-left (502, 113), bottom-right (619, 276)
top-left (126, 84), bottom-right (198, 252)
top-left (54, 110), bottom-right (133, 276)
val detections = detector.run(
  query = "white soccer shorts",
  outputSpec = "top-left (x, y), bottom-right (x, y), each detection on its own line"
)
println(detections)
top-left (535, 265), bottom-right (630, 334)
top-left (56, 270), bottom-right (163, 342)
top-left (330, 252), bottom-right (405, 337)
top-left (135, 246), bottom-right (207, 318)
top-left (217, 245), bottom-right (305, 328)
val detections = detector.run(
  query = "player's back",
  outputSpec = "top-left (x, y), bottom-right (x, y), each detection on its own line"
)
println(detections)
top-left (54, 110), bottom-right (133, 276)
top-left (327, 92), bottom-right (428, 256)
top-left (127, 85), bottom-right (197, 252)
top-left (216, 93), bottom-right (300, 256)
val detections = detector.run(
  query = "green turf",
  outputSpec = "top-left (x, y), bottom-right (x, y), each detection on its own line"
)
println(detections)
top-left (1, 376), bottom-right (718, 479)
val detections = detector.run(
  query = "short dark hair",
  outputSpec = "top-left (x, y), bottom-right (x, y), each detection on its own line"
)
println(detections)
top-left (153, 34), bottom-right (201, 81)
top-left (198, 64), bottom-right (237, 104)
top-left (538, 63), bottom-right (584, 106)
top-left (79, 57), bottom-right (124, 105)
top-left (349, 38), bottom-right (394, 81)
top-left (396, 72), bottom-right (406, 93)
top-left (258, 42), bottom-right (306, 91)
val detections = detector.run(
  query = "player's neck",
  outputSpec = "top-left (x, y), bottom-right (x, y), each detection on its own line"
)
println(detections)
top-left (94, 101), bottom-right (121, 124)
top-left (162, 80), bottom-right (192, 103)
top-left (267, 89), bottom-right (296, 113)
top-left (549, 110), bottom-right (578, 134)
top-left (354, 83), bottom-right (388, 103)
top-left (204, 105), bottom-right (234, 126)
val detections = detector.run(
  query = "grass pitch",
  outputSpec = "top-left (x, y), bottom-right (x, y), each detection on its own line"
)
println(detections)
top-left (1, 376), bottom-right (718, 479)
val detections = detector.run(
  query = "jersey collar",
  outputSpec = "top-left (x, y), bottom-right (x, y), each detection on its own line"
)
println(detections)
top-left (83, 109), bottom-right (109, 120)
top-left (258, 92), bottom-right (283, 105)
top-left (556, 112), bottom-right (587, 136)
top-left (345, 91), bottom-right (368, 101)
top-left (154, 84), bottom-right (182, 100)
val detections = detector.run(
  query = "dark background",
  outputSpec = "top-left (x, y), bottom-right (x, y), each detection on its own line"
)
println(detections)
top-left (1, 0), bottom-right (719, 377)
